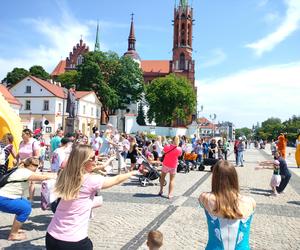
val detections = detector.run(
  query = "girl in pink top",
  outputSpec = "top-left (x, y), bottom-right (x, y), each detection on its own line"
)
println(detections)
top-left (159, 136), bottom-right (182, 199)
top-left (46, 144), bottom-right (138, 250)
top-left (17, 129), bottom-right (40, 201)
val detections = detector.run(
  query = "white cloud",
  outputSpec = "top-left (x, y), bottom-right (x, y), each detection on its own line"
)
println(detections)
top-left (264, 12), bottom-right (280, 24)
top-left (246, 0), bottom-right (300, 56)
top-left (196, 61), bottom-right (300, 128)
top-left (0, 5), bottom-right (102, 80)
top-left (258, 0), bottom-right (269, 8)
top-left (199, 48), bottom-right (227, 68)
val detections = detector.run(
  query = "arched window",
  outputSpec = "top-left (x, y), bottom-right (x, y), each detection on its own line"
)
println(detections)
top-left (179, 53), bottom-right (185, 70)
top-left (77, 54), bottom-right (83, 65)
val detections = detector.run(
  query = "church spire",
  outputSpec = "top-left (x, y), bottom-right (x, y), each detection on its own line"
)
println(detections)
top-left (123, 13), bottom-right (141, 62)
top-left (128, 13), bottom-right (136, 51)
top-left (180, 0), bottom-right (188, 8)
top-left (94, 21), bottom-right (100, 52)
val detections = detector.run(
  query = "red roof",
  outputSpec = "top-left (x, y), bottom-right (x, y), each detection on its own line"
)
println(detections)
top-left (141, 60), bottom-right (170, 74)
top-left (29, 76), bottom-right (66, 98)
top-left (29, 76), bottom-right (95, 100)
top-left (76, 91), bottom-right (93, 99)
top-left (0, 84), bottom-right (21, 106)
top-left (51, 60), bottom-right (66, 76)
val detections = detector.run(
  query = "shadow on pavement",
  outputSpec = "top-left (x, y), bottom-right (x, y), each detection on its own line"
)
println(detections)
top-left (4, 236), bottom-right (45, 250)
top-left (133, 193), bottom-right (161, 198)
top-left (249, 188), bottom-right (272, 196)
top-left (287, 201), bottom-right (300, 206)
top-left (0, 229), bottom-right (10, 239)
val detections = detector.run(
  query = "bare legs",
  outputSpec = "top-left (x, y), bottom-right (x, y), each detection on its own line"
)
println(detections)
top-left (168, 174), bottom-right (176, 198)
top-left (8, 216), bottom-right (26, 241)
top-left (159, 172), bottom-right (175, 199)
top-left (159, 172), bottom-right (167, 195)
top-left (29, 181), bottom-right (35, 201)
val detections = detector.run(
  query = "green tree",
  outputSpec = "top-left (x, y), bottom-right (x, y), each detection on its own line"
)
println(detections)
top-left (56, 70), bottom-right (79, 89)
top-left (29, 65), bottom-right (50, 80)
top-left (282, 115), bottom-right (300, 143)
top-left (136, 102), bottom-right (146, 125)
top-left (235, 127), bottom-right (252, 139)
top-left (77, 51), bottom-right (144, 118)
top-left (3, 67), bottom-right (29, 86)
top-left (145, 74), bottom-right (196, 126)
top-left (254, 117), bottom-right (283, 141)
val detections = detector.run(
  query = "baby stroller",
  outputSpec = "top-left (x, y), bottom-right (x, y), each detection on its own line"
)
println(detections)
top-left (177, 159), bottom-right (189, 173)
top-left (198, 152), bottom-right (219, 172)
top-left (137, 154), bottom-right (166, 187)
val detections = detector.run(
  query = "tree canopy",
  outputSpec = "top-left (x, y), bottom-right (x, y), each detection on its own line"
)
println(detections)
top-left (145, 74), bottom-right (196, 126)
top-left (235, 127), bottom-right (252, 139)
top-left (29, 65), bottom-right (50, 80)
top-left (77, 51), bottom-right (144, 117)
top-left (252, 116), bottom-right (300, 143)
top-left (56, 70), bottom-right (79, 89)
top-left (136, 102), bottom-right (146, 125)
top-left (2, 67), bottom-right (30, 86)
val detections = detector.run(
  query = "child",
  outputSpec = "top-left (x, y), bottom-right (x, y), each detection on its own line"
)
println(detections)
top-left (147, 230), bottom-right (163, 250)
top-left (256, 160), bottom-right (281, 196)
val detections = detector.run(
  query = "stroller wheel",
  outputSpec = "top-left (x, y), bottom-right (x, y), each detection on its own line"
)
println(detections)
top-left (140, 177), bottom-right (149, 187)
top-left (198, 164), bottom-right (205, 171)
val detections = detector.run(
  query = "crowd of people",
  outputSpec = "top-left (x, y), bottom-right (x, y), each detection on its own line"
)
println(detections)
top-left (0, 125), bottom-right (297, 249)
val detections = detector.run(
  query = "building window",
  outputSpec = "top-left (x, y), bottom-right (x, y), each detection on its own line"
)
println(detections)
top-left (96, 109), bottom-right (99, 118)
top-left (25, 86), bottom-right (31, 93)
top-left (77, 55), bottom-right (83, 65)
top-left (58, 103), bottom-right (62, 113)
top-left (45, 127), bottom-right (52, 133)
top-left (91, 107), bottom-right (94, 116)
top-left (43, 100), bottom-right (49, 111)
top-left (179, 53), bottom-right (185, 70)
top-left (83, 105), bottom-right (86, 115)
top-left (25, 100), bottom-right (31, 110)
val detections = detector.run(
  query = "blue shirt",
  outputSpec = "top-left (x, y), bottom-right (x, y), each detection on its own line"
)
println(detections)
top-left (203, 208), bottom-right (254, 250)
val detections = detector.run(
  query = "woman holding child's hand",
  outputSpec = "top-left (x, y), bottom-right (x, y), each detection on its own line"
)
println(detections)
top-left (46, 144), bottom-right (138, 250)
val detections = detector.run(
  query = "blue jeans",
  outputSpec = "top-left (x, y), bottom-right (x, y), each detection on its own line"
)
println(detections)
top-left (0, 196), bottom-right (31, 222)
top-left (237, 151), bottom-right (244, 166)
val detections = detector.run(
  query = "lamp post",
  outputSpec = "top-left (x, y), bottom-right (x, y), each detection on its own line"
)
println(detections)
top-left (197, 105), bottom-right (203, 137)
top-left (209, 113), bottom-right (217, 138)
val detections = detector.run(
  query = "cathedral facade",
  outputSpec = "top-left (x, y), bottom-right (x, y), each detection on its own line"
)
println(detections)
top-left (51, 0), bottom-right (196, 127)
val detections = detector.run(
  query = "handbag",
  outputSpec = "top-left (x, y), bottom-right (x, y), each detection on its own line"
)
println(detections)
top-left (161, 146), bottom-right (177, 162)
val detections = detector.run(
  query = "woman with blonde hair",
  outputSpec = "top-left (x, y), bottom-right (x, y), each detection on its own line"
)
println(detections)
top-left (0, 157), bottom-right (56, 241)
top-left (159, 136), bottom-right (182, 199)
top-left (199, 160), bottom-right (256, 249)
top-left (46, 144), bottom-right (138, 250)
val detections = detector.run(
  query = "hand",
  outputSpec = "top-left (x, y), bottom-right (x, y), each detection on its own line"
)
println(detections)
top-left (138, 165), bottom-right (144, 173)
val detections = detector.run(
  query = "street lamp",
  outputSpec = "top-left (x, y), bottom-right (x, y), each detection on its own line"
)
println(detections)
top-left (209, 113), bottom-right (217, 137)
top-left (196, 105), bottom-right (204, 137)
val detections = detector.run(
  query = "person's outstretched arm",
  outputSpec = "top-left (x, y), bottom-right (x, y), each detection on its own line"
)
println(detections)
top-left (102, 170), bottom-right (138, 189)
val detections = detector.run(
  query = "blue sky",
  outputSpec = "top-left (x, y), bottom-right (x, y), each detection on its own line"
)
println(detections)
top-left (0, 0), bottom-right (300, 128)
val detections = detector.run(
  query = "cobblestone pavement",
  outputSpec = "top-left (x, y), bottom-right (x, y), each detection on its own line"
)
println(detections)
top-left (0, 147), bottom-right (300, 249)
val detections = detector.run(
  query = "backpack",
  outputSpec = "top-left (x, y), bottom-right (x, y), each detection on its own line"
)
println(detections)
top-left (41, 179), bottom-right (57, 210)
top-left (0, 167), bottom-right (25, 188)
top-left (0, 145), bottom-right (9, 165)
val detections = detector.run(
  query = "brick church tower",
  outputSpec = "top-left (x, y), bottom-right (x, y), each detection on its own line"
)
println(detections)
top-left (170, 0), bottom-right (195, 88)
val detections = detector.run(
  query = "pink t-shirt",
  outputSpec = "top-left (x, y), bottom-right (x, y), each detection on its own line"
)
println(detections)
top-left (18, 139), bottom-right (40, 160)
top-left (47, 174), bottom-right (105, 242)
top-left (163, 145), bottom-right (182, 168)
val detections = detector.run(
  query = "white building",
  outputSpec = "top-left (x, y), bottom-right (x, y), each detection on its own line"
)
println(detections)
top-left (0, 84), bottom-right (21, 115)
top-left (9, 76), bottom-right (102, 136)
